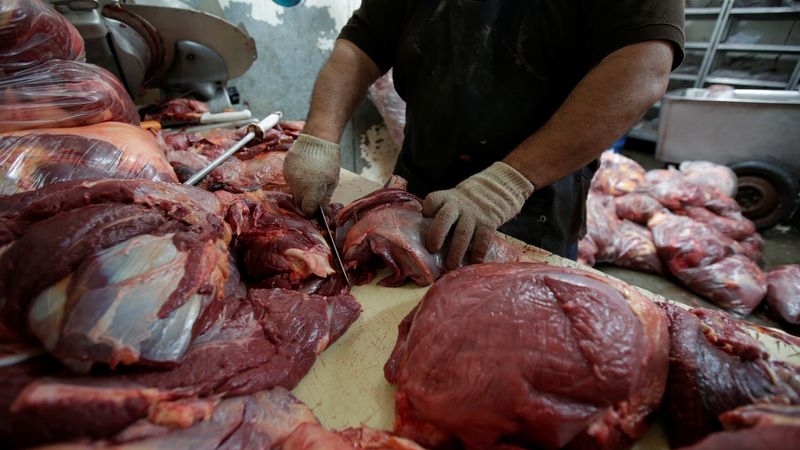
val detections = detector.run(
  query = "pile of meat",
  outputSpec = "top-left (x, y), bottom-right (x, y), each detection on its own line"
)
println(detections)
top-left (580, 151), bottom-right (799, 326)
top-left (385, 261), bottom-right (800, 450)
top-left (0, 2), bottom-right (440, 448)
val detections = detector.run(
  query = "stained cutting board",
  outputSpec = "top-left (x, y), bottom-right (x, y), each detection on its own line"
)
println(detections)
top-left (292, 170), bottom-right (800, 448)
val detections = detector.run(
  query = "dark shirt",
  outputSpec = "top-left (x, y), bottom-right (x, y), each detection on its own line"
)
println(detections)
top-left (339, 0), bottom-right (685, 257)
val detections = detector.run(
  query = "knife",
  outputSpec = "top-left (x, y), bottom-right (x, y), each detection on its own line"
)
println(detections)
top-left (319, 206), bottom-right (351, 287)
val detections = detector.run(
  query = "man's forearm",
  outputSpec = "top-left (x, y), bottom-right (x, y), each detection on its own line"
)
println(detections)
top-left (504, 40), bottom-right (675, 188)
top-left (303, 39), bottom-right (383, 143)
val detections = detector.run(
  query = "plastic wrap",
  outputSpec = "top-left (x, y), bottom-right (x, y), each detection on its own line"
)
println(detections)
top-left (0, 59), bottom-right (140, 132)
top-left (679, 160), bottom-right (738, 198)
top-left (590, 151), bottom-right (647, 195)
top-left (0, 0), bottom-right (85, 78)
top-left (0, 122), bottom-right (179, 195)
top-left (368, 70), bottom-right (407, 147)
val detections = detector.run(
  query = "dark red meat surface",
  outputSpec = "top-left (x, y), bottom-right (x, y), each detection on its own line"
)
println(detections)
top-left (385, 262), bottom-right (669, 450)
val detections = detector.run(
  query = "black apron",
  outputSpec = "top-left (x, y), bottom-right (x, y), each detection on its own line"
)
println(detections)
top-left (390, 0), bottom-right (595, 257)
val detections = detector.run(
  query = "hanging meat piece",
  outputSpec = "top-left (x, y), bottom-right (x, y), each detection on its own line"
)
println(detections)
top-left (766, 265), bottom-right (800, 325)
top-left (0, 179), bottom-right (232, 370)
top-left (385, 262), bottom-right (669, 450)
top-left (336, 188), bottom-right (522, 287)
top-left (0, 0), bottom-right (85, 77)
top-left (0, 60), bottom-right (139, 132)
top-left (659, 303), bottom-right (800, 448)
top-left (0, 122), bottom-right (178, 195)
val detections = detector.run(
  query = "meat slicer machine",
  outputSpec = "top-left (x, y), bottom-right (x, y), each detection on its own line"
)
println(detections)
top-left (47, 0), bottom-right (258, 112)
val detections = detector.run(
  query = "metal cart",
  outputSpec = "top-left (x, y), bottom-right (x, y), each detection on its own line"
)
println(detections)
top-left (656, 87), bottom-right (800, 229)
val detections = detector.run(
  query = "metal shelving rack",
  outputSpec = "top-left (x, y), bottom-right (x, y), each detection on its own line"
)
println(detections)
top-left (628, 0), bottom-right (800, 142)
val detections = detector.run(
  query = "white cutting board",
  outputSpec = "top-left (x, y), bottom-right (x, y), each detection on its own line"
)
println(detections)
top-left (292, 170), bottom-right (800, 448)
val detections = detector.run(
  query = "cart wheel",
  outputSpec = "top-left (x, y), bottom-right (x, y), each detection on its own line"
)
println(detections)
top-left (729, 159), bottom-right (799, 231)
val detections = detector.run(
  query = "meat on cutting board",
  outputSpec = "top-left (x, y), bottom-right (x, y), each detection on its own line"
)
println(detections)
top-left (336, 188), bottom-right (522, 287)
top-left (385, 262), bottom-right (669, 450)
top-left (0, 288), bottom-right (361, 448)
top-left (659, 303), bottom-right (800, 448)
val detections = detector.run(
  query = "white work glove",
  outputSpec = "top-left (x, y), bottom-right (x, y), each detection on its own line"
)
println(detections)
top-left (423, 161), bottom-right (535, 269)
top-left (283, 134), bottom-right (340, 216)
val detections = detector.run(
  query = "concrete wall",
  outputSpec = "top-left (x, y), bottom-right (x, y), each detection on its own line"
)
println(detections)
top-left (182, 0), bottom-right (393, 177)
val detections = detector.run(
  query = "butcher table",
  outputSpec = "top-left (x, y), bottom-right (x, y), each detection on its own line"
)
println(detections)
top-left (291, 169), bottom-right (800, 449)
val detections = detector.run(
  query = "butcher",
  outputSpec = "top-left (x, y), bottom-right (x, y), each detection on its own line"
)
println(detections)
top-left (283, 0), bottom-right (685, 268)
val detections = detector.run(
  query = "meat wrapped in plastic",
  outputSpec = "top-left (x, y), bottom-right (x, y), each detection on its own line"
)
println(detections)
top-left (0, 122), bottom-right (178, 195)
top-left (0, 59), bottom-right (139, 132)
top-left (0, 0), bottom-right (85, 77)
top-left (679, 160), bottom-right (738, 198)
top-left (590, 151), bottom-right (647, 195)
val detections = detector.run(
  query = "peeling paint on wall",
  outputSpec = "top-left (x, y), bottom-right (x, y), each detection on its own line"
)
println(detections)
top-left (215, 0), bottom-right (354, 30)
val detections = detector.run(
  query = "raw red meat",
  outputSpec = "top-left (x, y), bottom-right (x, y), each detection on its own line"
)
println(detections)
top-left (385, 262), bottom-right (669, 450)
top-left (658, 303), bottom-right (800, 448)
top-left (673, 425), bottom-right (800, 450)
top-left (766, 265), bottom-right (800, 325)
top-left (0, 287), bottom-right (360, 448)
top-left (0, 122), bottom-right (178, 194)
top-left (0, 0), bottom-right (85, 77)
top-left (160, 122), bottom-right (301, 192)
top-left (336, 189), bottom-right (522, 287)
top-left (0, 179), bottom-right (232, 369)
top-left (0, 59), bottom-right (139, 132)
top-left (231, 190), bottom-right (335, 282)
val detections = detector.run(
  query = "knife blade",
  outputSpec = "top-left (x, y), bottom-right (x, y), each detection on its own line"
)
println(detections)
top-left (319, 206), bottom-right (351, 287)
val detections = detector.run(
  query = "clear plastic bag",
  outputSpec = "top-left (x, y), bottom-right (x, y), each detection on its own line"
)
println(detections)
top-left (0, 0), bottom-right (85, 78)
top-left (0, 59), bottom-right (139, 132)
top-left (0, 122), bottom-right (178, 195)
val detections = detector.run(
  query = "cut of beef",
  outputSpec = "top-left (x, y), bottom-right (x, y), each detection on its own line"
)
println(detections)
top-left (0, 60), bottom-right (139, 131)
top-left (336, 189), bottom-right (521, 287)
top-left (0, 179), bottom-right (232, 370)
top-left (658, 303), bottom-right (800, 448)
top-left (385, 262), bottom-right (669, 450)
top-left (0, 0), bottom-right (85, 77)
top-left (231, 190), bottom-right (335, 282)
top-left (0, 288), bottom-right (360, 448)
